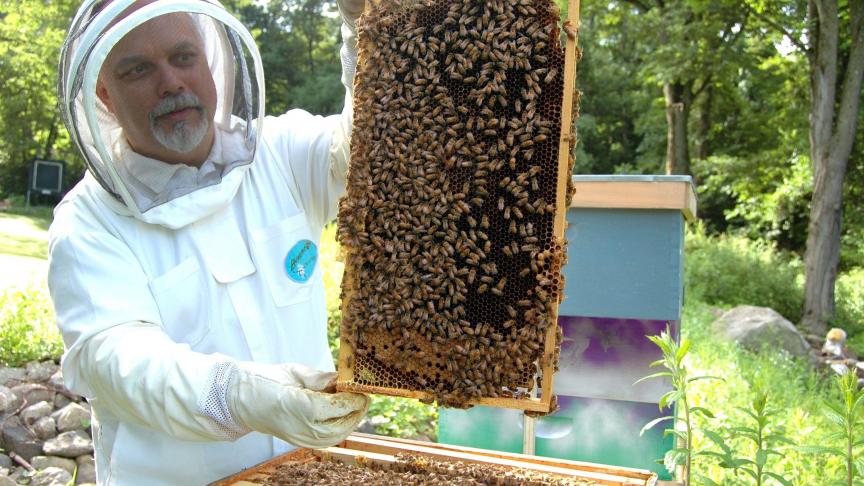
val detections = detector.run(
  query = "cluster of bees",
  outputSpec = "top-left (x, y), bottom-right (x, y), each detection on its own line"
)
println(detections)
top-left (337, 0), bottom-right (578, 408)
top-left (268, 453), bottom-right (596, 485)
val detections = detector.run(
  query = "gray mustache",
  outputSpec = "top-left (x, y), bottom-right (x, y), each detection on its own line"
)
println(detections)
top-left (149, 93), bottom-right (202, 121)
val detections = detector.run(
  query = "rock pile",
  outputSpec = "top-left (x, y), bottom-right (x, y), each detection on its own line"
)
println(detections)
top-left (714, 305), bottom-right (864, 388)
top-left (0, 361), bottom-right (95, 486)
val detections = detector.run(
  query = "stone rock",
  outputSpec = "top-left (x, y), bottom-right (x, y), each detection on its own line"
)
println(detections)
top-left (0, 368), bottom-right (25, 388)
top-left (0, 453), bottom-right (10, 469)
top-left (75, 462), bottom-right (96, 485)
top-left (48, 371), bottom-right (65, 390)
top-left (1, 425), bottom-right (42, 461)
top-left (830, 362), bottom-right (850, 375)
top-left (713, 306), bottom-right (810, 357)
top-left (53, 394), bottom-right (72, 410)
top-left (31, 456), bottom-right (77, 475)
top-left (21, 401), bottom-right (54, 426)
top-left (11, 383), bottom-right (55, 406)
top-left (25, 361), bottom-right (59, 383)
top-left (0, 476), bottom-right (16, 486)
top-left (0, 386), bottom-right (20, 414)
top-left (75, 454), bottom-right (94, 466)
top-left (32, 416), bottom-right (57, 441)
top-left (30, 466), bottom-right (73, 486)
top-left (43, 431), bottom-right (93, 458)
top-left (56, 403), bottom-right (91, 433)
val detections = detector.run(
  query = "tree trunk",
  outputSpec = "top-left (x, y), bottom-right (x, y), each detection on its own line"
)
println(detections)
top-left (695, 85), bottom-right (712, 161)
top-left (664, 81), bottom-right (692, 175)
top-left (801, 0), bottom-right (864, 334)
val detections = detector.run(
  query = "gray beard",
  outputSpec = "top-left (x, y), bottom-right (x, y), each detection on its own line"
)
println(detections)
top-left (149, 93), bottom-right (210, 154)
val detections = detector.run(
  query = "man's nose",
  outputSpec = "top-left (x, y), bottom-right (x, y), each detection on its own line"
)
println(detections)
top-left (157, 66), bottom-right (185, 98)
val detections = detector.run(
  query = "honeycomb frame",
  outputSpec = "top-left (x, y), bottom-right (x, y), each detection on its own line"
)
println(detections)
top-left (336, 0), bottom-right (580, 413)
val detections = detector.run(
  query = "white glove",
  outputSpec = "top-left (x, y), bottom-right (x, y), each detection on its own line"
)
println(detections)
top-left (227, 362), bottom-right (370, 449)
top-left (337, 0), bottom-right (364, 95)
top-left (337, 0), bottom-right (365, 32)
top-left (330, 0), bottom-right (366, 180)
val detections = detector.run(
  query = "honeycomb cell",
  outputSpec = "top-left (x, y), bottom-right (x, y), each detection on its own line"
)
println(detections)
top-left (337, 0), bottom-right (577, 409)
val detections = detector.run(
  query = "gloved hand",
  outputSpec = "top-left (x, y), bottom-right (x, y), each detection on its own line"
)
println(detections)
top-left (337, 0), bottom-right (366, 31)
top-left (227, 361), bottom-right (370, 449)
top-left (331, 0), bottom-right (366, 173)
top-left (336, 0), bottom-right (365, 92)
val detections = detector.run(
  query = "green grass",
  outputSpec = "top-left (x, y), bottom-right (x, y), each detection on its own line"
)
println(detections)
top-left (0, 206), bottom-right (53, 259)
top-left (684, 300), bottom-right (847, 484)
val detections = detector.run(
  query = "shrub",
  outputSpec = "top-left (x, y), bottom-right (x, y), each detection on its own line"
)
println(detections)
top-left (835, 268), bottom-right (864, 355)
top-left (0, 283), bottom-right (63, 367)
top-left (685, 225), bottom-right (804, 322)
top-left (367, 395), bottom-right (438, 441)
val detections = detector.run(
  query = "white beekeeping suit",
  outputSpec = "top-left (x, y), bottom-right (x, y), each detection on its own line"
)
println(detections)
top-left (49, 0), bottom-right (368, 484)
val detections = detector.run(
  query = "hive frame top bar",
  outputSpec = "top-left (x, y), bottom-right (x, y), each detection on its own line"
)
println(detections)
top-left (337, 0), bottom-right (581, 413)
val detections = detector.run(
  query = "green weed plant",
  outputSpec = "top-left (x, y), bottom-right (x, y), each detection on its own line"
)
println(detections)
top-left (699, 391), bottom-right (794, 486)
top-left (636, 325), bottom-right (720, 486)
top-left (799, 371), bottom-right (864, 486)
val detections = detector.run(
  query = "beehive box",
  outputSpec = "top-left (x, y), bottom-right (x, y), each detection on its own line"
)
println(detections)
top-left (439, 175), bottom-right (697, 480)
top-left (211, 433), bottom-right (658, 485)
top-left (336, 0), bottom-right (580, 412)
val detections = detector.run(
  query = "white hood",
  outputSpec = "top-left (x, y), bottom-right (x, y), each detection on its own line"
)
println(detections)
top-left (58, 0), bottom-right (265, 227)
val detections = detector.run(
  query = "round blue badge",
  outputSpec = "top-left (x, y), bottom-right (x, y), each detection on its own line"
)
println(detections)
top-left (285, 239), bottom-right (317, 283)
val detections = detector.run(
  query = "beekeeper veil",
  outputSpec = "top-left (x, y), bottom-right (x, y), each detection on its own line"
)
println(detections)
top-left (58, 0), bottom-right (264, 227)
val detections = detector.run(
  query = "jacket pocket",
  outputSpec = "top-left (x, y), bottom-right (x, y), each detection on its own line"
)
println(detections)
top-left (251, 212), bottom-right (317, 307)
top-left (148, 257), bottom-right (210, 347)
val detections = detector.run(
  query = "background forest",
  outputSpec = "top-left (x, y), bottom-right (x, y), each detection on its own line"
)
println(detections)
top-left (1, 0), bottom-right (863, 484)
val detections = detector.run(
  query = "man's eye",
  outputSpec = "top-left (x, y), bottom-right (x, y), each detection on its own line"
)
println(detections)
top-left (176, 53), bottom-right (196, 64)
top-left (122, 64), bottom-right (149, 78)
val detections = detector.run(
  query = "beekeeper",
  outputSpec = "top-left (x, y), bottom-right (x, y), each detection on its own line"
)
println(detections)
top-left (48, 0), bottom-right (368, 483)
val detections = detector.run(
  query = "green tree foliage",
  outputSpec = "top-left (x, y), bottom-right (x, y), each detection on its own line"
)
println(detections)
top-left (0, 0), bottom-right (82, 198)
top-left (224, 0), bottom-right (343, 116)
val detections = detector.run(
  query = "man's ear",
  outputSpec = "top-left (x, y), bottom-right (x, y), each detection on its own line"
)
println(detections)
top-left (96, 80), bottom-right (115, 113)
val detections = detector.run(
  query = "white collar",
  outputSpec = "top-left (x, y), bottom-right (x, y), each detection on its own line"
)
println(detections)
top-left (111, 126), bottom-right (230, 195)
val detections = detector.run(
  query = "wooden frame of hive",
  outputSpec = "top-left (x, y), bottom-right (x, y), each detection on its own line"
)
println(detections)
top-left (336, 0), bottom-right (581, 413)
top-left (211, 433), bottom-right (658, 485)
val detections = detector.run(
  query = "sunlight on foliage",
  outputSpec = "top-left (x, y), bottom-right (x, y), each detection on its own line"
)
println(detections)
top-left (0, 283), bottom-right (63, 367)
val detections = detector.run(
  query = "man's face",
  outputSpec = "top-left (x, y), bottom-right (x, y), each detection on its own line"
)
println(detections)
top-left (96, 11), bottom-right (217, 165)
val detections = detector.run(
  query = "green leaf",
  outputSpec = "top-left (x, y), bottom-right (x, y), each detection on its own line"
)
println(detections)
top-left (634, 371), bottom-right (673, 385)
top-left (664, 428), bottom-right (688, 442)
top-left (755, 448), bottom-right (768, 467)
top-left (659, 390), bottom-right (682, 410)
top-left (701, 429), bottom-right (732, 454)
top-left (675, 338), bottom-right (691, 364)
top-left (763, 471), bottom-right (794, 486)
top-left (664, 448), bottom-right (688, 474)
top-left (640, 416), bottom-right (674, 436)
top-left (694, 473), bottom-right (721, 486)
top-left (690, 406), bottom-right (715, 418)
top-left (739, 466), bottom-right (758, 480)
